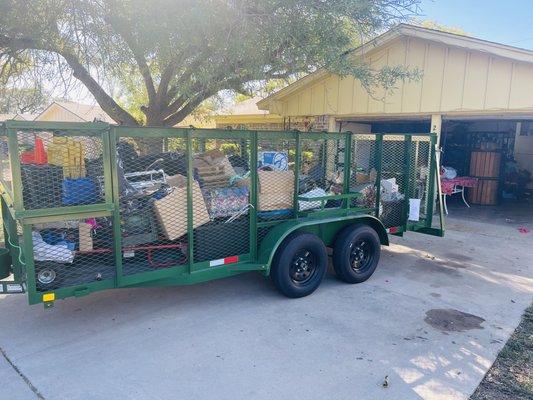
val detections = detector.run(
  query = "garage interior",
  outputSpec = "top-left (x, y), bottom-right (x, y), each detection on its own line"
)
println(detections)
top-left (339, 116), bottom-right (533, 217)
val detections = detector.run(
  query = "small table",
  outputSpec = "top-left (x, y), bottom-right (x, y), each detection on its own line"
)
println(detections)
top-left (440, 177), bottom-right (478, 214)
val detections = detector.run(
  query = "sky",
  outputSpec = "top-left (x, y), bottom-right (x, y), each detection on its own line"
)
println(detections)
top-left (420, 0), bottom-right (533, 49)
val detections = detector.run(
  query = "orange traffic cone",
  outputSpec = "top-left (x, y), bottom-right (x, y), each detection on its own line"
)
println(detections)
top-left (34, 137), bottom-right (47, 164)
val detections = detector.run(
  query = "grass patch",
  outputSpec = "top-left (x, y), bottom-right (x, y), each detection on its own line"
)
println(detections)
top-left (471, 304), bottom-right (533, 400)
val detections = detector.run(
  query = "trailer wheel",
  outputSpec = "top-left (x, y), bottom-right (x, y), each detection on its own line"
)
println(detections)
top-left (271, 232), bottom-right (327, 298)
top-left (35, 261), bottom-right (64, 292)
top-left (333, 225), bottom-right (381, 284)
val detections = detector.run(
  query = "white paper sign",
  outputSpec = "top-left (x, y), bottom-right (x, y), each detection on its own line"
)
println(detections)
top-left (409, 198), bottom-right (421, 221)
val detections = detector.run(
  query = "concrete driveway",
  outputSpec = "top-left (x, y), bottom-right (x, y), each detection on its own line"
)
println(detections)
top-left (1, 209), bottom-right (532, 400)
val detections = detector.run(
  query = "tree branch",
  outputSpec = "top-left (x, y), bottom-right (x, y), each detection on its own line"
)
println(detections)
top-left (0, 34), bottom-right (139, 125)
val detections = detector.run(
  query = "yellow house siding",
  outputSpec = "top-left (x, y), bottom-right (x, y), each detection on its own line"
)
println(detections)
top-left (367, 49), bottom-right (387, 113)
top-left (268, 36), bottom-right (533, 118)
top-left (420, 43), bottom-right (446, 113)
top-left (401, 38), bottom-right (426, 113)
top-left (384, 39), bottom-right (407, 113)
top-left (37, 106), bottom-right (85, 122)
top-left (509, 63), bottom-right (533, 108)
top-left (324, 75), bottom-right (339, 114)
top-left (485, 57), bottom-right (513, 109)
top-left (338, 76), bottom-right (354, 114)
top-left (441, 47), bottom-right (468, 111)
top-left (462, 52), bottom-right (490, 110)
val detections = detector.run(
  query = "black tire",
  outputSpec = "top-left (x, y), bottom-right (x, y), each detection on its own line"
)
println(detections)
top-left (35, 261), bottom-right (64, 292)
top-left (333, 224), bottom-right (381, 284)
top-left (271, 232), bottom-right (328, 298)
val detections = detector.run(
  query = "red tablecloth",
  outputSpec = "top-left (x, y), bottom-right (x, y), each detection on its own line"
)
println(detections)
top-left (441, 176), bottom-right (478, 195)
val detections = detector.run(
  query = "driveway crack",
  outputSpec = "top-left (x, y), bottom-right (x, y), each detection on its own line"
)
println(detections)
top-left (1, 346), bottom-right (45, 399)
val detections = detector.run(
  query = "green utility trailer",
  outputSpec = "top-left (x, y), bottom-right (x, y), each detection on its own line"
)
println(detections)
top-left (0, 121), bottom-right (444, 307)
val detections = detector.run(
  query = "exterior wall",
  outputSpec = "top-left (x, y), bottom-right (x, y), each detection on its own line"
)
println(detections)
top-left (36, 105), bottom-right (85, 122)
top-left (271, 37), bottom-right (533, 118)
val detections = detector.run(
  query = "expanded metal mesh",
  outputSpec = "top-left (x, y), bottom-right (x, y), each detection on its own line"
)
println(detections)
top-left (15, 128), bottom-right (106, 210)
top-left (380, 135), bottom-right (408, 228)
top-left (350, 134), bottom-right (378, 211)
top-left (117, 135), bottom-right (188, 276)
top-left (257, 136), bottom-right (296, 221)
top-left (30, 216), bottom-right (116, 292)
top-left (0, 134), bottom-right (12, 199)
top-left (409, 137), bottom-right (432, 219)
top-left (192, 137), bottom-right (251, 262)
top-left (299, 137), bottom-right (345, 211)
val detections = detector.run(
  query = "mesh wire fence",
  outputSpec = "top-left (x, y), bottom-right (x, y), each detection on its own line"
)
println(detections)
top-left (380, 135), bottom-right (408, 228)
top-left (351, 134), bottom-right (378, 211)
top-left (15, 128), bottom-right (106, 210)
top-left (117, 135), bottom-right (188, 276)
top-left (257, 135), bottom-right (296, 221)
top-left (299, 137), bottom-right (345, 211)
top-left (409, 137), bottom-right (432, 219)
top-left (0, 134), bottom-right (12, 200)
top-left (192, 137), bottom-right (251, 262)
top-left (30, 216), bottom-right (116, 292)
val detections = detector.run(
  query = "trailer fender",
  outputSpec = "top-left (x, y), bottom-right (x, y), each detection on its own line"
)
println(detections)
top-left (258, 215), bottom-right (388, 273)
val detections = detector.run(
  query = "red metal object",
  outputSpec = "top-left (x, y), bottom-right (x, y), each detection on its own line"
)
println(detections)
top-left (76, 242), bottom-right (187, 268)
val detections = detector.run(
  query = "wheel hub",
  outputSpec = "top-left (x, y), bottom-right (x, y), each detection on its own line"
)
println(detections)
top-left (37, 268), bottom-right (56, 285)
top-left (349, 240), bottom-right (373, 273)
top-left (290, 251), bottom-right (316, 284)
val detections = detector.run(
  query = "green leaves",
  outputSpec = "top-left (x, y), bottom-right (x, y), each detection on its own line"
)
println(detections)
top-left (1, 0), bottom-right (421, 125)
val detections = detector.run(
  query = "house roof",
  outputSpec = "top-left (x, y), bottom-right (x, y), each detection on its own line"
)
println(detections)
top-left (35, 101), bottom-right (115, 123)
top-left (257, 23), bottom-right (533, 109)
top-left (0, 113), bottom-right (31, 121)
top-left (219, 97), bottom-right (270, 116)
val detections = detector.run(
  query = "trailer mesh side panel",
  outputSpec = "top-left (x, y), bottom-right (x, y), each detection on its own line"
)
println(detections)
top-left (192, 137), bottom-right (251, 262)
top-left (409, 137), bottom-right (432, 220)
top-left (15, 128), bottom-right (106, 210)
top-left (257, 136), bottom-right (296, 221)
top-left (380, 136), bottom-right (408, 228)
top-left (0, 134), bottom-right (12, 200)
top-left (117, 136), bottom-right (188, 276)
top-left (29, 216), bottom-right (116, 292)
top-left (350, 134), bottom-right (378, 211)
top-left (299, 137), bottom-right (345, 211)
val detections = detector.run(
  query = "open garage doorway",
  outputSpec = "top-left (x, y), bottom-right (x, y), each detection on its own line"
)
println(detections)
top-left (339, 116), bottom-right (533, 226)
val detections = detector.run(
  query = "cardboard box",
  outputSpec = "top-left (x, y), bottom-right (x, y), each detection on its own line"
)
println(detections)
top-left (79, 222), bottom-right (93, 252)
top-left (258, 193), bottom-right (294, 211)
top-left (257, 170), bottom-right (294, 211)
top-left (258, 170), bottom-right (294, 195)
top-left (153, 181), bottom-right (210, 240)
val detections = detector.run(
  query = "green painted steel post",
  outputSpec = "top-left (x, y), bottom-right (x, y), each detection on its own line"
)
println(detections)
top-left (250, 131), bottom-right (258, 260)
top-left (186, 130), bottom-right (194, 271)
top-left (22, 223), bottom-right (37, 305)
top-left (426, 134), bottom-right (437, 227)
top-left (402, 135), bottom-right (412, 231)
top-left (108, 126), bottom-right (124, 286)
top-left (293, 131), bottom-right (301, 218)
top-left (343, 132), bottom-right (352, 210)
top-left (7, 128), bottom-right (23, 211)
top-left (374, 135), bottom-right (383, 218)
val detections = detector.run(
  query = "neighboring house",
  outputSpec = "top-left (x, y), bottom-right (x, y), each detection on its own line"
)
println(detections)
top-left (214, 97), bottom-right (313, 131)
top-left (214, 97), bottom-right (285, 130)
top-left (35, 101), bottom-right (115, 123)
top-left (0, 113), bottom-right (33, 122)
top-left (258, 23), bottom-right (533, 192)
top-left (33, 100), bottom-right (216, 128)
